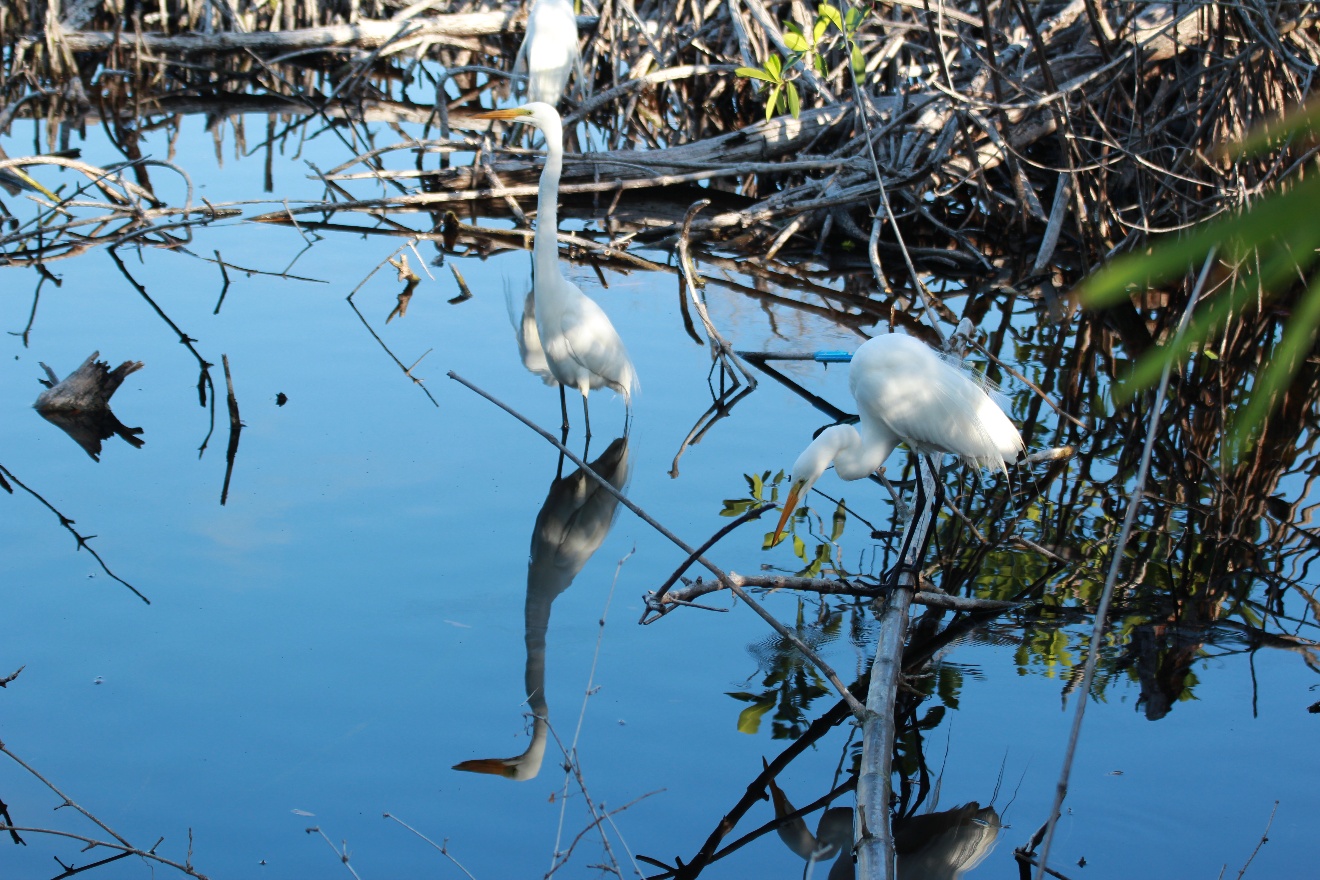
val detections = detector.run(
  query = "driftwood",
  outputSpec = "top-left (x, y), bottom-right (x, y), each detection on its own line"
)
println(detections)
top-left (34, 352), bottom-right (145, 462)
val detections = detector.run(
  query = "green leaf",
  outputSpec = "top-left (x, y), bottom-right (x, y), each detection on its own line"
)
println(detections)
top-left (814, 55), bottom-right (827, 77)
top-left (851, 44), bottom-right (865, 76)
top-left (783, 23), bottom-right (809, 52)
top-left (721, 499), bottom-right (753, 517)
top-left (813, 14), bottom-right (830, 42)
top-left (764, 53), bottom-right (783, 79)
top-left (845, 6), bottom-right (864, 32)
top-left (793, 534), bottom-right (806, 559)
top-left (736, 66), bottom-right (778, 84)
top-left (1114, 223), bottom-right (1320, 405)
top-left (766, 83), bottom-right (783, 121)
top-left (1226, 272), bottom-right (1320, 460)
top-left (1225, 98), bottom-right (1320, 159)
top-left (830, 500), bottom-right (846, 541)
top-left (817, 2), bottom-right (843, 33)
top-left (1079, 176), bottom-right (1320, 308)
top-left (785, 81), bottom-right (801, 119)
top-left (736, 698), bottom-right (776, 734)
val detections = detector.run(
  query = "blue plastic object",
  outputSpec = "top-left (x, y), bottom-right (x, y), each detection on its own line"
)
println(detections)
top-left (813, 350), bottom-right (854, 363)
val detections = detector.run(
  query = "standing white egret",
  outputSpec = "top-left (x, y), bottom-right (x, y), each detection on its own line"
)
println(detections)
top-left (773, 332), bottom-right (1022, 542)
top-left (513, 0), bottom-right (581, 107)
top-left (474, 103), bottom-right (636, 438)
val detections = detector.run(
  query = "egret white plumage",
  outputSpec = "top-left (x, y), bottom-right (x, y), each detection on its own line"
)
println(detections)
top-left (513, 0), bottom-right (580, 106)
top-left (474, 103), bottom-right (636, 438)
top-left (773, 332), bottom-right (1022, 542)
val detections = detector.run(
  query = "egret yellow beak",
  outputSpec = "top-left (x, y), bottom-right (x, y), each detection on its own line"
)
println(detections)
top-left (471, 108), bottom-right (533, 121)
top-left (772, 484), bottom-right (803, 545)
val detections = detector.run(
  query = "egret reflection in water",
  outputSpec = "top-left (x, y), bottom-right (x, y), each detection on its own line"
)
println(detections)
top-left (767, 770), bottom-right (1001, 880)
top-left (894, 801), bottom-right (1001, 879)
top-left (453, 436), bottom-right (631, 781)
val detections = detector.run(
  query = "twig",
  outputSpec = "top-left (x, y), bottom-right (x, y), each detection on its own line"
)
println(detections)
top-left (220, 354), bottom-right (243, 506)
top-left (382, 814), bottom-right (478, 880)
top-left (0, 463), bottom-right (149, 603)
top-left (1233, 801), bottom-right (1280, 880)
top-left (305, 827), bottom-right (364, 880)
top-left (646, 504), bottom-right (775, 615)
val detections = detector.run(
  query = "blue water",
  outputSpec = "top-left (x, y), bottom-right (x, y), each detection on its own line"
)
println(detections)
top-left (2, 113), bottom-right (1317, 880)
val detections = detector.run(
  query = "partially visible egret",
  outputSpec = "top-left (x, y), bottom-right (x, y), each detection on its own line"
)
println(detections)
top-left (513, 0), bottom-right (581, 107)
top-left (474, 103), bottom-right (636, 438)
top-left (773, 332), bottom-right (1022, 542)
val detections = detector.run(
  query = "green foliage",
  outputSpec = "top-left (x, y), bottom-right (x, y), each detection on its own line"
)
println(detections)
top-left (1078, 104), bottom-right (1320, 462)
top-left (727, 601), bottom-right (840, 738)
top-left (725, 471), bottom-right (850, 577)
top-left (734, 2), bottom-right (870, 121)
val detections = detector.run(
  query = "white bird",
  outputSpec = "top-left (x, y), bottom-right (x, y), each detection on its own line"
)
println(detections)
top-left (474, 103), bottom-right (636, 438)
top-left (506, 285), bottom-right (556, 386)
top-left (513, 0), bottom-right (581, 107)
top-left (773, 332), bottom-right (1022, 542)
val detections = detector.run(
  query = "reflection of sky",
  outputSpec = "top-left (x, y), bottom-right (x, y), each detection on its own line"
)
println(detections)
top-left (0, 116), bottom-right (1317, 880)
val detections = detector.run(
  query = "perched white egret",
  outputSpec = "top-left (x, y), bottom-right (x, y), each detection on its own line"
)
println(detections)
top-left (773, 332), bottom-right (1022, 542)
top-left (513, 0), bottom-right (581, 107)
top-left (474, 103), bottom-right (636, 438)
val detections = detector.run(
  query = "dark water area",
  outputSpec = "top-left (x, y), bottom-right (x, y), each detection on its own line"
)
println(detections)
top-left (2, 94), bottom-right (1319, 880)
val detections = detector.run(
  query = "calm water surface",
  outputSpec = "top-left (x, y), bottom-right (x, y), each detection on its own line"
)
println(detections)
top-left (1, 113), bottom-right (1317, 879)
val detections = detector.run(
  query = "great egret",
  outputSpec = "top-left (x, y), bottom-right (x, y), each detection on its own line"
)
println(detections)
top-left (474, 103), bottom-right (636, 438)
top-left (773, 332), bottom-right (1022, 542)
top-left (513, 0), bottom-right (581, 107)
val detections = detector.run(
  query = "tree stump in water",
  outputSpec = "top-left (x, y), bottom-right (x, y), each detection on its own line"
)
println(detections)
top-left (34, 351), bottom-right (145, 461)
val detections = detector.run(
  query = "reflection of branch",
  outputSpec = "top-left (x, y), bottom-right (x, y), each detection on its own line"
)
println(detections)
top-left (0, 462), bottom-right (149, 604)
top-left (0, 742), bottom-right (204, 876)
top-left (346, 247), bottom-right (440, 407)
top-left (677, 200), bottom-right (759, 389)
top-left (661, 573), bottom-right (1018, 613)
top-left (659, 680), bottom-right (868, 879)
top-left (382, 814), bottom-right (478, 880)
top-left (220, 355), bottom-right (243, 506)
top-left (107, 247), bottom-right (217, 456)
top-left (668, 367), bottom-right (755, 478)
top-left (448, 370), bottom-right (867, 719)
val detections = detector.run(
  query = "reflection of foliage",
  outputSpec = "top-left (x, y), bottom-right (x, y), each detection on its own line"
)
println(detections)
top-left (722, 470), bottom-right (849, 577)
top-left (728, 601), bottom-right (841, 738)
top-left (1080, 102), bottom-right (1320, 462)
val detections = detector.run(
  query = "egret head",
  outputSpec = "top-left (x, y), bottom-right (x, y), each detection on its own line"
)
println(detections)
top-left (472, 102), bottom-right (563, 141)
top-left (772, 425), bottom-right (852, 544)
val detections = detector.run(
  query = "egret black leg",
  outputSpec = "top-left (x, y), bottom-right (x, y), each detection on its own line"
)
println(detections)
top-left (582, 394), bottom-right (592, 441)
top-left (559, 384), bottom-right (570, 437)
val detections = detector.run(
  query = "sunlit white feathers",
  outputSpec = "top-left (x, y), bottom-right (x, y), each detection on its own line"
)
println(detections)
top-left (514, 0), bottom-right (580, 106)
top-left (775, 332), bottom-right (1022, 540)
top-left (474, 102), bottom-right (636, 418)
